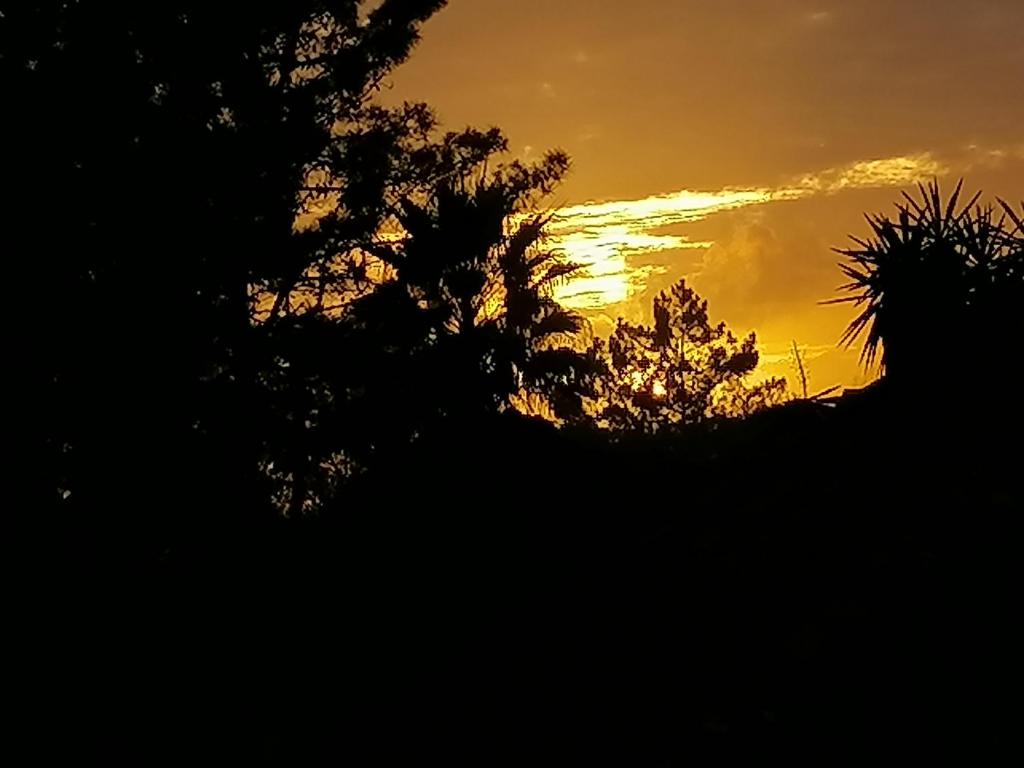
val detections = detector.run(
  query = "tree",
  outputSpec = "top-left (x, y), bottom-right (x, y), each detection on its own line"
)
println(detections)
top-left (594, 280), bottom-right (787, 433)
top-left (831, 180), bottom-right (1024, 392)
top-left (258, 132), bottom-right (602, 513)
top-left (7, 2), bottom-right (451, 546)
top-left (360, 137), bottom-right (595, 416)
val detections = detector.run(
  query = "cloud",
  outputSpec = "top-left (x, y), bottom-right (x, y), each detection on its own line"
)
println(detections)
top-left (550, 228), bottom-right (703, 309)
top-left (547, 152), bottom-right (951, 310)
top-left (546, 188), bottom-right (764, 309)
top-left (552, 189), bottom-right (775, 231)
top-left (689, 224), bottom-right (785, 323)
top-left (784, 153), bottom-right (948, 196)
top-left (687, 222), bottom-right (836, 330)
top-left (759, 343), bottom-right (834, 367)
top-left (804, 10), bottom-right (834, 26)
top-left (962, 141), bottom-right (1024, 169)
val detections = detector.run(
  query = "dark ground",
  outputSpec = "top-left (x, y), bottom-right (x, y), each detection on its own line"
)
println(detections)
top-left (19, 383), bottom-right (1021, 764)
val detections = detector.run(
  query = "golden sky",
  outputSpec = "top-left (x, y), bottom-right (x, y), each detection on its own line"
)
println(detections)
top-left (384, 0), bottom-right (1024, 392)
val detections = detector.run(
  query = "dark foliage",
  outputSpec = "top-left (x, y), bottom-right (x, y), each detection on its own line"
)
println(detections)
top-left (7, 4), bottom-right (1022, 765)
top-left (353, 147), bottom-right (595, 418)
top-left (831, 180), bottom-right (1024, 393)
top-left (265, 141), bottom-right (600, 512)
top-left (9, 0), bottom-right (459, 541)
top-left (595, 279), bottom-right (788, 433)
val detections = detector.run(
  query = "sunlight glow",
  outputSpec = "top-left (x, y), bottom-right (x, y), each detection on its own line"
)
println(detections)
top-left (277, 153), bottom-right (950, 323)
top-left (545, 189), bottom-right (763, 309)
top-left (545, 153), bottom-right (948, 311)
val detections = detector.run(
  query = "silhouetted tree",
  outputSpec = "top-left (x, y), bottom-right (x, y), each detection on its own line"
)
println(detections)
top-left (7, 2), bottom-right (451, 545)
top-left (594, 280), bottom-right (787, 433)
top-left (831, 180), bottom-right (1024, 394)
top-left (260, 134), bottom-right (602, 512)
top-left (358, 141), bottom-right (597, 414)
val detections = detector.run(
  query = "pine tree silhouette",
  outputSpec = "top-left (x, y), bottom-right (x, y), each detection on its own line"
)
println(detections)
top-left (595, 279), bottom-right (787, 433)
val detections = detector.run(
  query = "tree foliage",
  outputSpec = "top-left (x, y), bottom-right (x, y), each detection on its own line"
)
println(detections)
top-left (11, 2), bottom-right (798, 524)
top-left (355, 143), bottom-right (595, 418)
top-left (262, 139), bottom-right (600, 513)
top-left (8, 2), bottom-right (605, 519)
top-left (832, 180), bottom-right (1024, 388)
top-left (593, 280), bottom-right (787, 433)
top-left (7, 2), bottom-right (454, 527)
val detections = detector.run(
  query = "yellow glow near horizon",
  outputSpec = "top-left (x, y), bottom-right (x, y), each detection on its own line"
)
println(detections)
top-left (278, 153), bottom-right (951, 334)
top-left (545, 188), bottom-right (765, 308)
top-left (545, 153), bottom-right (948, 311)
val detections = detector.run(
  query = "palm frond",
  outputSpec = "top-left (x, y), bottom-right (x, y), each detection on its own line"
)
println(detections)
top-left (533, 261), bottom-right (583, 291)
top-left (998, 198), bottom-right (1024, 237)
top-left (533, 308), bottom-right (584, 339)
top-left (829, 178), bottom-right (1020, 379)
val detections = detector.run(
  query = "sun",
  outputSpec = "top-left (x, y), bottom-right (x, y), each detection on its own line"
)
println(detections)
top-left (628, 368), bottom-right (669, 399)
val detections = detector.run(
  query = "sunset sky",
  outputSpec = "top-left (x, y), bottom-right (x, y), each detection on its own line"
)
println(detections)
top-left (384, 0), bottom-right (1023, 391)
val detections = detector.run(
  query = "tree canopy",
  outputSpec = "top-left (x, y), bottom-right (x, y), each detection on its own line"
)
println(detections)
top-left (10, 1), bottom-right (606, 522)
top-left (258, 135), bottom-right (600, 513)
top-left (593, 280), bottom-right (788, 434)
top-left (8, 2), bottom-right (455, 534)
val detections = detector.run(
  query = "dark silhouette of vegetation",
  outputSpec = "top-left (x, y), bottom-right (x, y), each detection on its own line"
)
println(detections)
top-left (264, 135), bottom-right (600, 512)
top-left (10, 1), bottom-right (460, 535)
top-left (593, 280), bottom-right (788, 433)
top-left (8, 3), bottom-right (1022, 765)
top-left (353, 139), bottom-right (595, 421)
top-left (831, 180), bottom-right (1024, 393)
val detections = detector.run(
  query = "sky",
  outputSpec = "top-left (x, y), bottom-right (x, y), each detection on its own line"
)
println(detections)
top-left (383, 0), bottom-right (1023, 392)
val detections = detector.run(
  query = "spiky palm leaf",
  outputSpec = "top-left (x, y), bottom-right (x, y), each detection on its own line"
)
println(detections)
top-left (352, 148), bottom-right (596, 423)
top-left (830, 180), bottom-right (1024, 380)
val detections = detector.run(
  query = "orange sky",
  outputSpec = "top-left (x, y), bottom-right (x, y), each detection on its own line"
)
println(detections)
top-left (384, 0), bottom-right (1023, 392)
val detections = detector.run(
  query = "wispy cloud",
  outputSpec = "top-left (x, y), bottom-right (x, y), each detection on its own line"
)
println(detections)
top-left (546, 189), bottom-right (766, 308)
top-left (783, 153), bottom-right (948, 196)
top-left (803, 10), bottom-right (834, 26)
top-left (759, 343), bottom-right (834, 367)
top-left (549, 153), bottom-right (948, 309)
